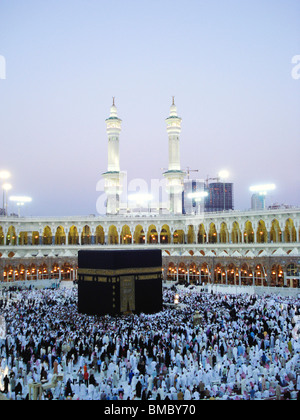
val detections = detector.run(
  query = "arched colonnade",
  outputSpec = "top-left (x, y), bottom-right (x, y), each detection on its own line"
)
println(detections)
top-left (0, 217), bottom-right (299, 246)
top-left (164, 259), bottom-right (299, 288)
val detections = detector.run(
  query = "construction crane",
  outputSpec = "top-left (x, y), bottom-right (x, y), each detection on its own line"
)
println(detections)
top-left (205, 175), bottom-right (220, 187)
top-left (186, 167), bottom-right (200, 180)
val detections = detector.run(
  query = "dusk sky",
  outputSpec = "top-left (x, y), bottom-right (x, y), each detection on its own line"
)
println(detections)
top-left (0, 0), bottom-right (299, 216)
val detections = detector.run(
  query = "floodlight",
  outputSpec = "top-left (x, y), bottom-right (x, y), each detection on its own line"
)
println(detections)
top-left (0, 171), bottom-right (11, 180)
top-left (10, 196), bottom-right (32, 203)
top-left (218, 170), bottom-right (230, 180)
top-left (2, 183), bottom-right (12, 191)
top-left (187, 191), bottom-right (208, 200)
top-left (249, 184), bottom-right (276, 195)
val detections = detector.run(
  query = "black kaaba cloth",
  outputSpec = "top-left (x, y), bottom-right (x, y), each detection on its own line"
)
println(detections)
top-left (78, 249), bottom-right (162, 316)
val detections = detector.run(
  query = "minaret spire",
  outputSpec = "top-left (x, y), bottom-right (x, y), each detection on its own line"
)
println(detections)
top-left (102, 99), bottom-right (123, 215)
top-left (163, 99), bottom-right (185, 214)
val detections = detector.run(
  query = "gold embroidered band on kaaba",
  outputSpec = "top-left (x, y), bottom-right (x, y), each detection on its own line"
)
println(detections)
top-left (78, 266), bottom-right (162, 280)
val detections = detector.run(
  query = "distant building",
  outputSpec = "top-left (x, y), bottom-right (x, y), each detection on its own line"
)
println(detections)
top-left (205, 182), bottom-right (234, 212)
top-left (268, 203), bottom-right (293, 210)
top-left (182, 179), bottom-right (205, 215)
top-left (251, 193), bottom-right (265, 210)
top-left (183, 180), bottom-right (234, 213)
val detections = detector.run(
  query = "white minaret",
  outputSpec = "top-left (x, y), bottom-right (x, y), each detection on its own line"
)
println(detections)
top-left (102, 98), bottom-right (123, 215)
top-left (163, 97), bottom-right (185, 214)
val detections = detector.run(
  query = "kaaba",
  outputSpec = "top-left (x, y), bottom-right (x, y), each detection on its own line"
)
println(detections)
top-left (78, 249), bottom-right (163, 316)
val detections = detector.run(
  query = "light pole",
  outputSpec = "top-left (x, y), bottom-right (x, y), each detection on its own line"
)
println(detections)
top-left (2, 183), bottom-right (12, 216)
top-left (10, 196), bottom-right (32, 217)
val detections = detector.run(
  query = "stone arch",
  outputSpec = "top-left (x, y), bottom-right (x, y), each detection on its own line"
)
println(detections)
top-left (270, 264), bottom-right (284, 287)
top-left (61, 262), bottom-right (73, 280)
top-left (256, 220), bottom-right (268, 243)
top-left (133, 225), bottom-right (145, 244)
top-left (38, 263), bottom-right (49, 280)
top-left (200, 263), bottom-right (210, 284)
top-left (95, 225), bottom-right (105, 244)
top-left (284, 218), bottom-right (297, 243)
top-left (108, 225), bottom-right (119, 244)
top-left (173, 229), bottom-right (184, 244)
top-left (167, 262), bottom-right (177, 281)
top-left (51, 263), bottom-right (60, 279)
top-left (0, 226), bottom-right (4, 245)
top-left (189, 262), bottom-right (199, 284)
top-left (32, 231), bottom-right (40, 246)
top-left (214, 263), bottom-right (225, 284)
top-left (55, 226), bottom-right (66, 245)
top-left (178, 262), bottom-right (187, 283)
top-left (187, 225), bottom-right (195, 244)
top-left (244, 221), bottom-right (254, 243)
top-left (81, 225), bottom-right (92, 245)
top-left (231, 221), bottom-right (242, 243)
top-left (19, 231), bottom-right (28, 246)
top-left (147, 225), bottom-right (158, 244)
top-left (3, 265), bottom-right (14, 282)
top-left (68, 226), bottom-right (79, 245)
top-left (254, 263), bottom-right (267, 286)
top-left (18, 264), bottom-right (26, 281)
top-left (220, 222), bottom-right (229, 243)
top-left (43, 226), bottom-right (53, 245)
top-left (227, 263), bottom-right (237, 285)
top-left (27, 263), bottom-right (38, 281)
top-left (6, 226), bottom-right (17, 246)
top-left (240, 263), bottom-right (251, 286)
top-left (121, 225), bottom-right (132, 244)
top-left (160, 224), bottom-right (171, 244)
top-left (198, 224), bottom-right (206, 244)
top-left (270, 219), bottom-right (282, 243)
top-left (208, 223), bottom-right (217, 244)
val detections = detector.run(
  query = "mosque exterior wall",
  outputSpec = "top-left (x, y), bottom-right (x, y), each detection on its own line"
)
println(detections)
top-left (0, 207), bottom-right (299, 289)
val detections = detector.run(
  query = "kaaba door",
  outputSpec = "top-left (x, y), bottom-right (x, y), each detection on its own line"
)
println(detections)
top-left (120, 276), bottom-right (135, 313)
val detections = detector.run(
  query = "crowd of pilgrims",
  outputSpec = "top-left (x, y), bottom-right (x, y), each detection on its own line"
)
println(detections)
top-left (0, 284), bottom-right (299, 400)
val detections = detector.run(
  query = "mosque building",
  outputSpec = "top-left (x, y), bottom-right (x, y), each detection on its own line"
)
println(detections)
top-left (0, 100), bottom-right (299, 292)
